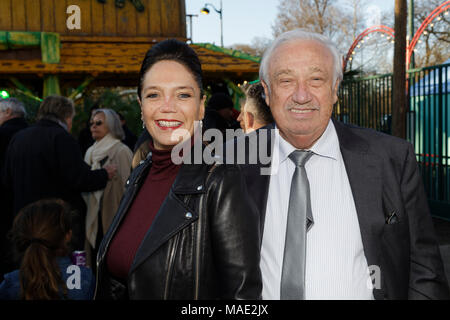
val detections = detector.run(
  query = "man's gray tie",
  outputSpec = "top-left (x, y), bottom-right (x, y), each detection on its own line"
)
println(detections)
top-left (280, 150), bottom-right (314, 300)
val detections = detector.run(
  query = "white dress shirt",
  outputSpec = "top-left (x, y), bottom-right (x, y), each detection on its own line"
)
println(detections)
top-left (260, 120), bottom-right (374, 300)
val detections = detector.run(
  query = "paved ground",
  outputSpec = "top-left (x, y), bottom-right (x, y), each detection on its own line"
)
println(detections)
top-left (432, 217), bottom-right (450, 285)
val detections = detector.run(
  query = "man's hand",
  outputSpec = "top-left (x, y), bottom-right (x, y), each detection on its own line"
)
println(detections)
top-left (104, 164), bottom-right (117, 180)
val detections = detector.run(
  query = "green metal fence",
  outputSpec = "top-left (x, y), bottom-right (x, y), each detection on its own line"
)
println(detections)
top-left (408, 63), bottom-right (450, 219)
top-left (336, 62), bottom-right (450, 219)
top-left (336, 73), bottom-right (393, 133)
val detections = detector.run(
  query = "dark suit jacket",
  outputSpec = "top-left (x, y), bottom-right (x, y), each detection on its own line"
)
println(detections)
top-left (232, 119), bottom-right (450, 300)
top-left (0, 117), bottom-right (28, 168)
top-left (0, 117), bottom-right (28, 277)
top-left (3, 118), bottom-right (109, 216)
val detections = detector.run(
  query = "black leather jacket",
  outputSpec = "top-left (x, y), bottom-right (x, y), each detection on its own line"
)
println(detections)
top-left (95, 150), bottom-right (262, 300)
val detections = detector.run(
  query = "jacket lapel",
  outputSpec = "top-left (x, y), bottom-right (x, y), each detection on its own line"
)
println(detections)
top-left (128, 163), bottom-right (208, 275)
top-left (333, 120), bottom-right (386, 299)
top-left (241, 124), bottom-right (274, 239)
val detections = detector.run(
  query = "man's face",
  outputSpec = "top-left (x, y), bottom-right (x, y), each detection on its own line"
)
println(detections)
top-left (262, 40), bottom-right (339, 149)
top-left (237, 108), bottom-right (246, 131)
top-left (237, 100), bottom-right (256, 133)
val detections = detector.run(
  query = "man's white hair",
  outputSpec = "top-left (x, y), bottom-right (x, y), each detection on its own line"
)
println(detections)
top-left (259, 29), bottom-right (343, 88)
top-left (0, 97), bottom-right (27, 117)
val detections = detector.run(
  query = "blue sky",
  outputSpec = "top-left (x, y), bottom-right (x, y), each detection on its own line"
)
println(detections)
top-left (185, 0), bottom-right (395, 47)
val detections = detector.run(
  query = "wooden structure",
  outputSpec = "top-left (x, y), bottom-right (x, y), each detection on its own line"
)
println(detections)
top-left (0, 0), bottom-right (259, 98)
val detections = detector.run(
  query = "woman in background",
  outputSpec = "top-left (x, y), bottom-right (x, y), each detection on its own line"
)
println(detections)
top-left (83, 109), bottom-right (132, 268)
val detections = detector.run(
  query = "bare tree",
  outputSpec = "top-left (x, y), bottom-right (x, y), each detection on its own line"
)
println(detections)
top-left (412, 0), bottom-right (449, 67)
top-left (344, 0), bottom-right (368, 41)
top-left (272, 0), bottom-right (352, 48)
top-left (232, 37), bottom-right (272, 57)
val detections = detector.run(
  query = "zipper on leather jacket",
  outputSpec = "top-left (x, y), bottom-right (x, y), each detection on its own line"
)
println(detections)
top-left (181, 193), bottom-right (202, 300)
top-left (163, 193), bottom-right (192, 299)
top-left (94, 176), bottom-right (142, 299)
top-left (163, 233), bottom-right (180, 299)
top-left (194, 204), bottom-right (202, 300)
top-left (194, 164), bottom-right (216, 299)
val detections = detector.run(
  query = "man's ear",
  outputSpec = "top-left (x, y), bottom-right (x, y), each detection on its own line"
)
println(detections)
top-left (247, 112), bottom-right (255, 130)
top-left (261, 81), bottom-right (270, 107)
top-left (332, 79), bottom-right (340, 104)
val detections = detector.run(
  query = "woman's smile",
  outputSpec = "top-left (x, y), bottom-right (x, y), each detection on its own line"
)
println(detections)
top-left (155, 119), bottom-right (183, 130)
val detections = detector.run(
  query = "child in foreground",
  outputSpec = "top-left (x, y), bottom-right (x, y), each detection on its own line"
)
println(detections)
top-left (0, 199), bottom-right (95, 300)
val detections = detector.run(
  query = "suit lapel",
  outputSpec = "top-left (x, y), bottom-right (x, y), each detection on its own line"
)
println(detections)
top-left (244, 124), bottom-right (274, 239)
top-left (333, 120), bottom-right (386, 299)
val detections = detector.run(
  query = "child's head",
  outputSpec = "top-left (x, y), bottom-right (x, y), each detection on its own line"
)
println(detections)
top-left (10, 199), bottom-right (73, 299)
top-left (12, 198), bottom-right (73, 255)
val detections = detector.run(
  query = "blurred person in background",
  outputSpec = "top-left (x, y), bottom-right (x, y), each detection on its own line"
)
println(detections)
top-left (0, 97), bottom-right (28, 280)
top-left (2, 95), bottom-right (117, 251)
top-left (0, 98), bottom-right (28, 165)
top-left (117, 111), bottom-right (137, 152)
top-left (237, 82), bottom-right (274, 133)
top-left (83, 108), bottom-right (132, 269)
top-left (78, 103), bottom-right (101, 157)
top-left (202, 92), bottom-right (240, 137)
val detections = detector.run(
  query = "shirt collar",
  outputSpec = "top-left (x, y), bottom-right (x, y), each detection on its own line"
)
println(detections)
top-left (309, 120), bottom-right (340, 161)
top-left (274, 119), bottom-right (340, 165)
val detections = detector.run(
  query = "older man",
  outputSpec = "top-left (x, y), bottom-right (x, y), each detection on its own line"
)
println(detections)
top-left (239, 29), bottom-right (449, 300)
top-left (0, 98), bottom-right (28, 279)
top-left (0, 98), bottom-right (28, 166)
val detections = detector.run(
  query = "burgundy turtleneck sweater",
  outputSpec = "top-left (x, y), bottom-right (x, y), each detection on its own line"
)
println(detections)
top-left (106, 141), bottom-right (180, 280)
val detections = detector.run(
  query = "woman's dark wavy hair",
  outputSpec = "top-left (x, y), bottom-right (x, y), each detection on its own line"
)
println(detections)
top-left (137, 39), bottom-right (204, 99)
top-left (9, 199), bottom-right (73, 300)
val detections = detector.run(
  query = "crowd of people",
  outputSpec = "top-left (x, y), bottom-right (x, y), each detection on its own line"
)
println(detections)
top-left (0, 28), bottom-right (449, 300)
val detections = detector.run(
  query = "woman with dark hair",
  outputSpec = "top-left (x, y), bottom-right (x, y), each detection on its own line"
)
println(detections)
top-left (95, 39), bottom-right (262, 300)
top-left (0, 199), bottom-right (95, 300)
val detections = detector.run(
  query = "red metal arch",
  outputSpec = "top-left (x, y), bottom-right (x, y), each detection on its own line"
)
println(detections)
top-left (407, 0), bottom-right (450, 68)
top-left (343, 1), bottom-right (450, 73)
top-left (343, 25), bottom-right (395, 72)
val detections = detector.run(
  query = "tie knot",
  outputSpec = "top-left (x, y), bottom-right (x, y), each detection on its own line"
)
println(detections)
top-left (289, 150), bottom-right (313, 167)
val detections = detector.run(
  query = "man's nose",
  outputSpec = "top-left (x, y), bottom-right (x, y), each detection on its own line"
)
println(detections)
top-left (292, 83), bottom-right (313, 104)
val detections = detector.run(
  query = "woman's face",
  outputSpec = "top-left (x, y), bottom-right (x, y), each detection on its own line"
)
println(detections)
top-left (139, 60), bottom-right (205, 151)
top-left (90, 112), bottom-right (109, 141)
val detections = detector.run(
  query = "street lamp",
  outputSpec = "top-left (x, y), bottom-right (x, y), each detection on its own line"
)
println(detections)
top-left (200, 1), bottom-right (223, 47)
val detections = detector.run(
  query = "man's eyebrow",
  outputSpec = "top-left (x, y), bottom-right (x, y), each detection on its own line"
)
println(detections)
top-left (273, 69), bottom-right (294, 78)
top-left (308, 66), bottom-right (327, 74)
